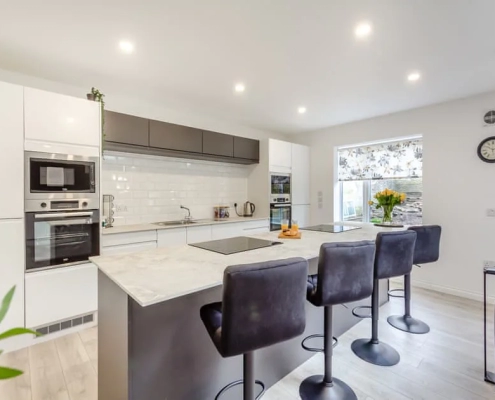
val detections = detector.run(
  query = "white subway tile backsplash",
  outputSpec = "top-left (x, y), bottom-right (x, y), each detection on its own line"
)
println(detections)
top-left (102, 152), bottom-right (249, 226)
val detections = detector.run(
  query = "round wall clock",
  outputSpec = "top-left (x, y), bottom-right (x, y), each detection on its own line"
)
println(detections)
top-left (477, 137), bottom-right (495, 163)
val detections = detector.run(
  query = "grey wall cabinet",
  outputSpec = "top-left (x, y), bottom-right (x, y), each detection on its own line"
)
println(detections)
top-left (149, 120), bottom-right (203, 154)
top-left (104, 111), bottom-right (259, 164)
top-left (202, 130), bottom-right (234, 157)
top-left (105, 111), bottom-right (149, 147)
top-left (233, 136), bottom-right (260, 161)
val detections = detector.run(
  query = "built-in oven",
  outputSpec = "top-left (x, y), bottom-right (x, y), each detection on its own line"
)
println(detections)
top-left (25, 152), bottom-right (99, 212)
top-left (270, 203), bottom-right (292, 231)
top-left (25, 208), bottom-right (100, 272)
top-left (270, 173), bottom-right (291, 196)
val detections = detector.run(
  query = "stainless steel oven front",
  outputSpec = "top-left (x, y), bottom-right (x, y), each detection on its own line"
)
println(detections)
top-left (25, 209), bottom-right (100, 272)
top-left (270, 203), bottom-right (292, 231)
top-left (25, 152), bottom-right (99, 212)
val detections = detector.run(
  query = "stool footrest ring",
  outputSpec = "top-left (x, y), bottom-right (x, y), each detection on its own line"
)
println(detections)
top-left (301, 334), bottom-right (338, 353)
top-left (215, 379), bottom-right (265, 400)
top-left (388, 288), bottom-right (405, 298)
top-left (352, 305), bottom-right (372, 319)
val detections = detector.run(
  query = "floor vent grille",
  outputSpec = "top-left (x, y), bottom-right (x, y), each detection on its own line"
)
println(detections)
top-left (34, 313), bottom-right (94, 337)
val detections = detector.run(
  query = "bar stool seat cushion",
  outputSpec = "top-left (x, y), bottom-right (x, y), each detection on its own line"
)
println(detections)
top-left (200, 302), bottom-right (223, 355)
top-left (201, 258), bottom-right (308, 358)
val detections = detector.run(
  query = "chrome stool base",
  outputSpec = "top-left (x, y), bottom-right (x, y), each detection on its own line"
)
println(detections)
top-left (387, 315), bottom-right (430, 334)
top-left (351, 338), bottom-right (400, 367)
top-left (299, 375), bottom-right (357, 400)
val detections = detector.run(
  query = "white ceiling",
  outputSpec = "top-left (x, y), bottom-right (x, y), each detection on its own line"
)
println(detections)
top-left (1, 1), bottom-right (495, 134)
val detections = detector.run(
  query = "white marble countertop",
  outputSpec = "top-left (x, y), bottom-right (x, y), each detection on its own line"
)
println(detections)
top-left (101, 216), bottom-right (269, 235)
top-left (91, 224), bottom-right (400, 307)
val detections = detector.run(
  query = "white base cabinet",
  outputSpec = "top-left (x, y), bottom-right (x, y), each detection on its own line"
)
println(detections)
top-left (292, 205), bottom-right (311, 229)
top-left (186, 225), bottom-right (212, 244)
top-left (0, 220), bottom-right (25, 331)
top-left (25, 263), bottom-right (97, 328)
top-left (157, 228), bottom-right (187, 248)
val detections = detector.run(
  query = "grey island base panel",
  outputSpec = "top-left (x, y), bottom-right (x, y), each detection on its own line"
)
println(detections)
top-left (98, 264), bottom-right (389, 400)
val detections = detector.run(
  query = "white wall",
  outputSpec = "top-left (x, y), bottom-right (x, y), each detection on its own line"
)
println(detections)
top-left (295, 91), bottom-right (495, 300)
top-left (103, 152), bottom-right (250, 225)
top-left (0, 68), bottom-right (288, 142)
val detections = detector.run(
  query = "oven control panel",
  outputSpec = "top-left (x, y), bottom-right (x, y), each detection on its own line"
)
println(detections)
top-left (270, 194), bottom-right (291, 204)
top-left (25, 198), bottom-right (100, 212)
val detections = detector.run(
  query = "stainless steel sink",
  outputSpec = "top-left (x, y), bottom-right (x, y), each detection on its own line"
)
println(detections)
top-left (153, 220), bottom-right (199, 227)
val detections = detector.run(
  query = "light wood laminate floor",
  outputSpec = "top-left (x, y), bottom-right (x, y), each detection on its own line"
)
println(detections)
top-left (1, 286), bottom-right (494, 400)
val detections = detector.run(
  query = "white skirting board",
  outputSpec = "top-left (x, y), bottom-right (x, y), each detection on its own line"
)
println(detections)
top-left (411, 279), bottom-right (495, 304)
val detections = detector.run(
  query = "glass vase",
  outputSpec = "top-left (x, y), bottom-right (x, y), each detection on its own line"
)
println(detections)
top-left (382, 205), bottom-right (394, 224)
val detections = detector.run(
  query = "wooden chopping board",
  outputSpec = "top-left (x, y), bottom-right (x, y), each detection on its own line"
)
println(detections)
top-left (278, 231), bottom-right (302, 239)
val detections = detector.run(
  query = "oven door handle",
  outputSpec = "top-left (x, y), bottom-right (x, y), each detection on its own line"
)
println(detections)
top-left (271, 204), bottom-right (291, 208)
top-left (35, 212), bottom-right (94, 219)
top-left (47, 219), bottom-right (93, 226)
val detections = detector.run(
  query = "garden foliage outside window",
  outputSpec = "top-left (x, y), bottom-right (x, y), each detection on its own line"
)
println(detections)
top-left (338, 138), bottom-right (423, 225)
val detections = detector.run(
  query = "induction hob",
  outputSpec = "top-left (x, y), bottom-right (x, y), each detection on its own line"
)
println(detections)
top-left (189, 236), bottom-right (283, 255)
top-left (302, 224), bottom-right (361, 233)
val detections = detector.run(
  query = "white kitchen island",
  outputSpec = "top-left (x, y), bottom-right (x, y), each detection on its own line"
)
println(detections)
top-left (91, 225), bottom-right (393, 400)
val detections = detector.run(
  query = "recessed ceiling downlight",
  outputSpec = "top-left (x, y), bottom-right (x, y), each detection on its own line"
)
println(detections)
top-left (298, 107), bottom-right (307, 114)
top-left (407, 72), bottom-right (421, 82)
top-left (119, 40), bottom-right (134, 53)
top-left (355, 22), bottom-right (372, 38)
top-left (234, 83), bottom-right (246, 93)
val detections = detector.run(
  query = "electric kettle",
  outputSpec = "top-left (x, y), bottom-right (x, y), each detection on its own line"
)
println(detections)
top-left (243, 201), bottom-right (256, 217)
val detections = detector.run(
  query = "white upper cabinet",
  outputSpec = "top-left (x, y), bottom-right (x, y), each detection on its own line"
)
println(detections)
top-left (291, 143), bottom-right (310, 205)
top-left (24, 87), bottom-right (100, 148)
top-left (0, 82), bottom-right (24, 219)
top-left (269, 139), bottom-right (292, 172)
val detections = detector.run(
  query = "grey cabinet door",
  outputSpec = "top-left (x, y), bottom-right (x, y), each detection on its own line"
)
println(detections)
top-left (233, 137), bottom-right (260, 161)
top-left (202, 131), bottom-right (234, 157)
top-left (104, 111), bottom-right (149, 146)
top-left (149, 120), bottom-right (203, 153)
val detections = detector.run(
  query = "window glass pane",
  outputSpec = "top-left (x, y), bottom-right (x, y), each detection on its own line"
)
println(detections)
top-left (342, 181), bottom-right (364, 222)
top-left (370, 178), bottom-right (422, 225)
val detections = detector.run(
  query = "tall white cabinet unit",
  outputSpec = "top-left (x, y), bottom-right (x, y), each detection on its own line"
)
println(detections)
top-left (0, 82), bottom-right (25, 332)
top-left (268, 139), bottom-right (311, 228)
top-left (291, 143), bottom-right (311, 228)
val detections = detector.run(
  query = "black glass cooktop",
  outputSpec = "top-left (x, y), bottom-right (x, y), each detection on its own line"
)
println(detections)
top-left (302, 224), bottom-right (361, 233)
top-left (189, 236), bottom-right (283, 255)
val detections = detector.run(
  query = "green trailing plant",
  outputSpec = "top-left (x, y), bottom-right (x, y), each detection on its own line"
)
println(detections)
top-left (0, 286), bottom-right (40, 380)
top-left (88, 87), bottom-right (106, 152)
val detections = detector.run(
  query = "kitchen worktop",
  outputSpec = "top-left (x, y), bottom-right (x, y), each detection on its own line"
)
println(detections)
top-left (91, 224), bottom-right (399, 307)
top-left (101, 216), bottom-right (269, 235)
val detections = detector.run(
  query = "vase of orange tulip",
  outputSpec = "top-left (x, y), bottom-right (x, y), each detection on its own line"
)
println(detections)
top-left (368, 188), bottom-right (406, 224)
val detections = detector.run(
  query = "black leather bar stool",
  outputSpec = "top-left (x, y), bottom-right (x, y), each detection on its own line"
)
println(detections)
top-left (351, 230), bottom-right (417, 367)
top-left (299, 241), bottom-right (376, 400)
top-left (388, 225), bottom-right (442, 334)
top-left (200, 258), bottom-right (308, 400)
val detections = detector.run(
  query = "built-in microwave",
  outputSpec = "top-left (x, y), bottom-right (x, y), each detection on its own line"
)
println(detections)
top-left (25, 152), bottom-right (99, 212)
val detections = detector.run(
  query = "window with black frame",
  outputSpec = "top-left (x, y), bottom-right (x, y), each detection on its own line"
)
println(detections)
top-left (337, 138), bottom-right (423, 225)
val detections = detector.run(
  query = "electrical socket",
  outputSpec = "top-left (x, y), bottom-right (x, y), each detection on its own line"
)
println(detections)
top-left (483, 260), bottom-right (495, 268)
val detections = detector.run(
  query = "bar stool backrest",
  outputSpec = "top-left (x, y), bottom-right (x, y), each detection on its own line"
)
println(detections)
top-left (407, 225), bottom-right (442, 264)
top-left (313, 241), bottom-right (376, 307)
top-left (220, 258), bottom-right (308, 357)
top-left (375, 230), bottom-right (417, 280)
